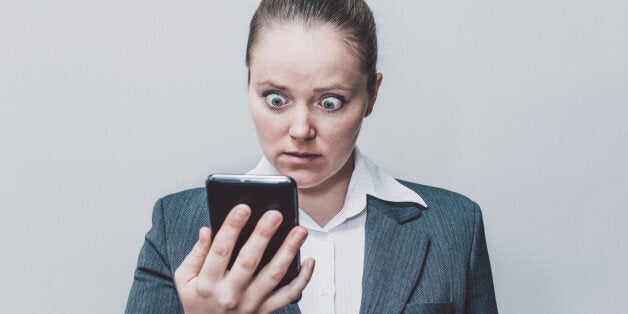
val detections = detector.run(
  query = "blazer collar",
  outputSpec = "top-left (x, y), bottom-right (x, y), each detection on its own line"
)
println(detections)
top-left (359, 195), bottom-right (430, 313)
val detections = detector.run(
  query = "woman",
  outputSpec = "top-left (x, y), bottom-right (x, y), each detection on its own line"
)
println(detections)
top-left (126, 0), bottom-right (497, 313)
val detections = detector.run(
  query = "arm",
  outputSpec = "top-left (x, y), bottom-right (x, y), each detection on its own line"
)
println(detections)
top-left (465, 203), bottom-right (498, 313)
top-left (126, 199), bottom-right (183, 313)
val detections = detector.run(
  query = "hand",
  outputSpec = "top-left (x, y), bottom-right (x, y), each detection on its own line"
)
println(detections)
top-left (174, 204), bottom-right (315, 314)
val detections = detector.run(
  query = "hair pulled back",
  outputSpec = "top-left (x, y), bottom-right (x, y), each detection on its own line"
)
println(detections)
top-left (246, 0), bottom-right (378, 95)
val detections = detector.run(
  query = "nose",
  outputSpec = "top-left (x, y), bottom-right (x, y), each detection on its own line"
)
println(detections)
top-left (288, 105), bottom-right (315, 143)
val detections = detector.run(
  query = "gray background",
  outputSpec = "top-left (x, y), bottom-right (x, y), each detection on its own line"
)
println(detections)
top-left (1, 0), bottom-right (626, 313)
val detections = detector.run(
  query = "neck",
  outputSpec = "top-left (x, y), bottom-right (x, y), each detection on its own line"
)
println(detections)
top-left (298, 152), bottom-right (355, 228)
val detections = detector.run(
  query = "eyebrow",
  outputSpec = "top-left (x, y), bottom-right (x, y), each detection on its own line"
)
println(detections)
top-left (256, 81), bottom-right (355, 93)
top-left (313, 85), bottom-right (355, 93)
top-left (256, 81), bottom-right (289, 91)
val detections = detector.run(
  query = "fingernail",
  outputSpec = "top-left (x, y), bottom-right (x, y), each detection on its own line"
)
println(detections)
top-left (235, 206), bottom-right (248, 219)
top-left (265, 211), bottom-right (281, 225)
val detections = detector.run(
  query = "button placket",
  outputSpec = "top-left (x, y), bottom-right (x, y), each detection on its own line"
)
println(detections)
top-left (319, 231), bottom-right (335, 311)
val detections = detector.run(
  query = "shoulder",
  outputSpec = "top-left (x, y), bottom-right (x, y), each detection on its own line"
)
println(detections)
top-left (153, 187), bottom-right (208, 223)
top-left (397, 179), bottom-right (480, 213)
top-left (159, 187), bottom-right (207, 213)
top-left (153, 187), bottom-right (208, 225)
top-left (396, 179), bottom-right (482, 235)
top-left (155, 187), bottom-right (209, 235)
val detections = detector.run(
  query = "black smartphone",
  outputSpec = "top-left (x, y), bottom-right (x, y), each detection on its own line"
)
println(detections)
top-left (206, 174), bottom-right (300, 291)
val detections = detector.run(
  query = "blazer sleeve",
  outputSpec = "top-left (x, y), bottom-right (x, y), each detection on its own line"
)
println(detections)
top-left (126, 198), bottom-right (184, 313)
top-left (465, 203), bottom-right (498, 313)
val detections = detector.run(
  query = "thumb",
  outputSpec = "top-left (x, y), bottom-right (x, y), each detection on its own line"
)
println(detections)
top-left (174, 227), bottom-right (212, 288)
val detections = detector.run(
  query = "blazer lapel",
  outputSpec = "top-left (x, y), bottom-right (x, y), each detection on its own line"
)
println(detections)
top-left (360, 195), bottom-right (430, 314)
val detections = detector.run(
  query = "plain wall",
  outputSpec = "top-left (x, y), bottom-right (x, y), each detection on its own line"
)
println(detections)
top-left (1, 0), bottom-right (626, 313)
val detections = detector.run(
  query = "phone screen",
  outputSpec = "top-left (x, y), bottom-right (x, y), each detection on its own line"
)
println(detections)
top-left (206, 174), bottom-right (300, 290)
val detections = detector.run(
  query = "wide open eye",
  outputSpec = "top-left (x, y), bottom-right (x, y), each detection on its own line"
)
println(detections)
top-left (265, 93), bottom-right (287, 108)
top-left (321, 96), bottom-right (343, 110)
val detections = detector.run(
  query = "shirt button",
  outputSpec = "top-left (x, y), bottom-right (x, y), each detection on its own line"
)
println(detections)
top-left (321, 232), bottom-right (330, 241)
top-left (320, 289), bottom-right (329, 297)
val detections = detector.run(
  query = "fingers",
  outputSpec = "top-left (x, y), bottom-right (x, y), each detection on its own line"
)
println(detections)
top-left (258, 258), bottom-right (315, 314)
top-left (199, 204), bottom-right (251, 281)
top-left (174, 227), bottom-right (212, 289)
top-left (247, 226), bottom-right (308, 296)
top-left (175, 207), bottom-right (310, 314)
top-left (227, 210), bottom-right (283, 291)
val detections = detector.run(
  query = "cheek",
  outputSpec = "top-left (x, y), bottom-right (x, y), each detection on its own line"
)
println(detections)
top-left (251, 108), bottom-right (284, 144)
top-left (322, 112), bottom-right (364, 149)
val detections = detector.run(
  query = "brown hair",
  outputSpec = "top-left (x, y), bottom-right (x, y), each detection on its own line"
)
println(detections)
top-left (246, 0), bottom-right (378, 95)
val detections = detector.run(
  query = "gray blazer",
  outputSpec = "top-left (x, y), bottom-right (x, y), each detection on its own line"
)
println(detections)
top-left (126, 180), bottom-right (497, 313)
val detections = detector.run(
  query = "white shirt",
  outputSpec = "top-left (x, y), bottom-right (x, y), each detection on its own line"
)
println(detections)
top-left (247, 148), bottom-right (427, 313)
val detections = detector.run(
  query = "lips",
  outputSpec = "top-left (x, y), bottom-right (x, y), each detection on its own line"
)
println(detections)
top-left (282, 151), bottom-right (322, 164)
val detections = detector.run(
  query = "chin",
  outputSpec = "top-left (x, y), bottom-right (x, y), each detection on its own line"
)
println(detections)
top-left (294, 178), bottom-right (324, 190)
top-left (282, 169), bottom-right (326, 190)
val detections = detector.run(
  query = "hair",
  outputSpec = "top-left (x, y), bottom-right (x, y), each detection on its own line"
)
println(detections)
top-left (246, 0), bottom-right (378, 95)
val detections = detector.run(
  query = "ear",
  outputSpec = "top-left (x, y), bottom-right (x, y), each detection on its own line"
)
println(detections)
top-left (365, 73), bottom-right (383, 117)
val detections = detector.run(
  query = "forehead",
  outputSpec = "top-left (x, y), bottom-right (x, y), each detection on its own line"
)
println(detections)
top-left (249, 23), bottom-right (364, 87)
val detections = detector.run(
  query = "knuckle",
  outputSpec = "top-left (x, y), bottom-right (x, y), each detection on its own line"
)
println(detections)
top-left (217, 294), bottom-right (239, 310)
top-left (287, 287), bottom-right (301, 302)
top-left (269, 265), bottom-right (287, 283)
top-left (195, 281), bottom-right (214, 298)
top-left (226, 216), bottom-right (243, 228)
top-left (226, 208), bottom-right (249, 228)
top-left (189, 244), bottom-right (206, 260)
top-left (211, 243), bottom-right (230, 257)
top-left (193, 240), bottom-right (207, 253)
top-left (285, 241), bottom-right (300, 254)
top-left (238, 254), bottom-right (258, 271)
top-left (257, 226), bottom-right (274, 239)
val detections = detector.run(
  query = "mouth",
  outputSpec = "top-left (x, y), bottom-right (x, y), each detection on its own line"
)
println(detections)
top-left (282, 151), bottom-right (322, 164)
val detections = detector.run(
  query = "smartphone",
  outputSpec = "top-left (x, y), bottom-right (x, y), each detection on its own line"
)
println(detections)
top-left (206, 174), bottom-right (300, 291)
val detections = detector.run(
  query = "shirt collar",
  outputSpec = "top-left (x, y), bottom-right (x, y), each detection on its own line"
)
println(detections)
top-left (246, 148), bottom-right (428, 229)
top-left (348, 148), bottom-right (427, 210)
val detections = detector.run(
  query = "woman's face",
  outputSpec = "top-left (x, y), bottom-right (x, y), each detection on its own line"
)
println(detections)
top-left (248, 23), bottom-right (381, 190)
